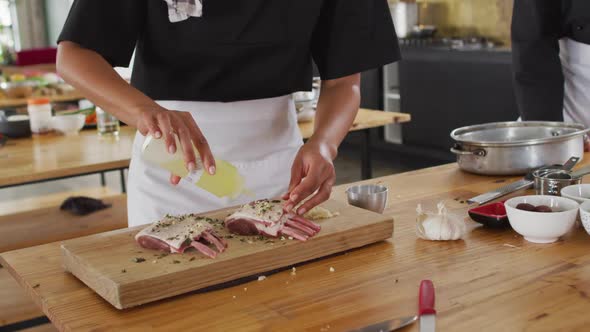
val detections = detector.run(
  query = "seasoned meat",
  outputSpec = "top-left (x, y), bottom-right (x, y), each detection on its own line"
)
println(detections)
top-left (135, 215), bottom-right (227, 258)
top-left (225, 199), bottom-right (321, 241)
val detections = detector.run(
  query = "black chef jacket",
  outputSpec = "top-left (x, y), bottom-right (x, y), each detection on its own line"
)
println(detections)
top-left (58, 0), bottom-right (400, 102)
top-left (512, 0), bottom-right (590, 121)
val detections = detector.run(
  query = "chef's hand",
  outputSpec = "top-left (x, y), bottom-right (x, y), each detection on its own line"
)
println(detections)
top-left (283, 141), bottom-right (337, 215)
top-left (136, 106), bottom-right (216, 185)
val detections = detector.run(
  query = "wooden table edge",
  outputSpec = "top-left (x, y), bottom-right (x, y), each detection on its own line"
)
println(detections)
top-left (0, 160), bottom-right (130, 188)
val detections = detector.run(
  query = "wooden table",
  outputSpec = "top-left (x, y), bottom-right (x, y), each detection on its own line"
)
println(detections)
top-left (3, 157), bottom-right (590, 331)
top-left (0, 109), bottom-right (410, 189)
top-left (0, 126), bottom-right (135, 191)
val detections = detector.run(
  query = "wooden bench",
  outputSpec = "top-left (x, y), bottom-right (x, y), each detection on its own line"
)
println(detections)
top-left (0, 192), bottom-right (127, 330)
top-left (0, 194), bottom-right (127, 253)
top-left (0, 186), bottom-right (119, 216)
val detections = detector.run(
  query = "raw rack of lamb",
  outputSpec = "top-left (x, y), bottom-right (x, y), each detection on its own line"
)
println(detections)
top-left (135, 214), bottom-right (227, 258)
top-left (225, 199), bottom-right (321, 241)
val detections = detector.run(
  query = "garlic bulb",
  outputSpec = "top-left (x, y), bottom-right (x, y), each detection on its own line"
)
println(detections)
top-left (416, 202), bottom-right (466, 241)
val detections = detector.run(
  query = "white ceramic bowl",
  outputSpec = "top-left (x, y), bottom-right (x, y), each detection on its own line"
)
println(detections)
top-left (505, 195), bottom-right (579, 243)
top-left (52, 114), bottom-right (86, 135)
top-left (561, 184), bottom-right (590, 204)
top-left (578, 201), bottom-right (590, 236)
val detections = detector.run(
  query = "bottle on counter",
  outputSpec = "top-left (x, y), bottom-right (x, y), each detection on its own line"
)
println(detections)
top-left (27, 98), bottom-right (53, 135)
top-left (141, 135), bottom-right (247, 199)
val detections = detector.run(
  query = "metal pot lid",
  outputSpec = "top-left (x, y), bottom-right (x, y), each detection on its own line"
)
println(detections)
top-left (451, 121), bottom-right (589, 147)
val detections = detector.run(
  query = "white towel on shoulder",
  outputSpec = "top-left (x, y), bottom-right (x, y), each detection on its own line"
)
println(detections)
top-left (163, 0), bottom-right (203, 22)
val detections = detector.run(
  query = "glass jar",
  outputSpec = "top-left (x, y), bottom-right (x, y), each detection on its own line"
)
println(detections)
top-left (27, 98), bottom-right (53, 134)
top-left (96, 107), bottom-right (120, 136)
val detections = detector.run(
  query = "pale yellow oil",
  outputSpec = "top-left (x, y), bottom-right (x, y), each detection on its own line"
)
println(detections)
top-left (142, 136), bottom-right (247, 199)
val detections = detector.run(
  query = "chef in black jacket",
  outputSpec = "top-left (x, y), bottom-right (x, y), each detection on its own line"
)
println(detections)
top-left (56, 0), bottom-right (400, 227)
top-left (512, 0), bottom-right (590, 126)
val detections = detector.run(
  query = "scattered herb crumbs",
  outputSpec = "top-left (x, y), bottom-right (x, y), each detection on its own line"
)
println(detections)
top-left (395, 278), bottom-right (399, 283)
top-left (32, 283), bottom-right (40, 289)
top-left (132, 257), bottom-right (146, 263)
top-left (189, 257), bottom-right (196, 262)
top-left (459, 200), bottom-right (465, 204)
top-left (121, 269), bottom-right (126, 273)
top-left (172, 260), bottom-right (181, 264)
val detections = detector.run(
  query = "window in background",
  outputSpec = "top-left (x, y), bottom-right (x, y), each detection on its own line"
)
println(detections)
top-left (0, 0), bottom-right (16, 64)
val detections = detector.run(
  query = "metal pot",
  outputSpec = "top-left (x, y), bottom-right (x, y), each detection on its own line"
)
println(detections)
top-left (450, 122), bottom-right (588, 176)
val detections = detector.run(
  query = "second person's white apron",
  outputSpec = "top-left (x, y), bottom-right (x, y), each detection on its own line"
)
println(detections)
top-left (127, 95), bottom-right (303, 227)
top-left (560, 38), bottom-right (590, 126)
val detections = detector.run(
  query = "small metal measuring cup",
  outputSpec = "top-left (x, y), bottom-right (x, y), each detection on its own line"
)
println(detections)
top-left (346, 184), bottom-right (388, 214)
top-left (533, 156), bottom-right (585, 196)
top-left (534, 169), bottom-right (582, 196)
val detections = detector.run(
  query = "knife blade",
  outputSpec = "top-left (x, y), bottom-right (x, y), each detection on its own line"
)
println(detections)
top-left (348, 315), bottom-right (418, 332)
top-left (466, 178), bottom-right (534, 205)
top-left (419, 280), bottom-right (436, 332)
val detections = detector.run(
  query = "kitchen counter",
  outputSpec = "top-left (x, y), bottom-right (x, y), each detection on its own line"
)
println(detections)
top-left (3, 157), bottom-right (590, 331)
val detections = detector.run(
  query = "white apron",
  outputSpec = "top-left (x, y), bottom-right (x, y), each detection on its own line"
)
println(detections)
top-left (560, 38), bottom-right (590, 125)
top-left (127, 95), bottom-right (303, 227)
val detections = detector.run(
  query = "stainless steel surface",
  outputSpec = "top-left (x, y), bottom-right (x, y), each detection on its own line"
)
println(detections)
top-left (450, 122), bottom-right (587, 175)
top-left (346, 185), bottom-right (388, 214)
top-left (451, 122), bottom-right (589, 147)
top-left (420, 314), bottom-right (435, 332)
top-left (563, 156), bottom-right (582, 171)
top-left (349, 316), bottom-right (418, 332)
top-left (467, 179), bottom-right (534, 205)
top-left (468, 157), bottom-right (580, 204)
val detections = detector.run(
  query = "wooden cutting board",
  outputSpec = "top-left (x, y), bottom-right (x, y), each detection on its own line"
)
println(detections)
top-left (61, 199), bottom-right (393, 309)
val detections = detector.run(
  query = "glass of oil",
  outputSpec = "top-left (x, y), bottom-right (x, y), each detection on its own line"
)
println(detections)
top-left (96, 107), bottom-right (120, 136)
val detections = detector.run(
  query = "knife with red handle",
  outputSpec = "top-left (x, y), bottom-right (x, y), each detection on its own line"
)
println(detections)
top-left (419, 280), bottom-right (436, 332)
